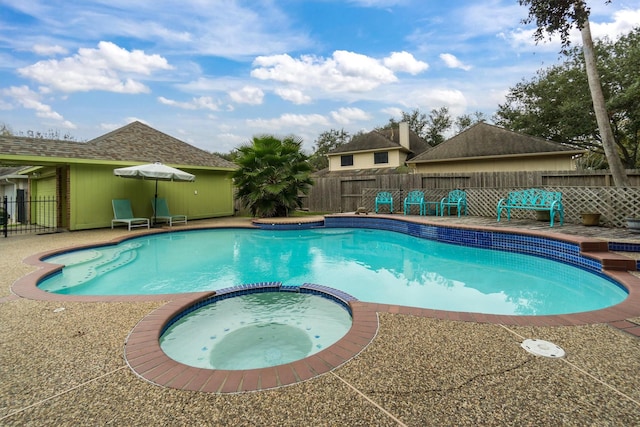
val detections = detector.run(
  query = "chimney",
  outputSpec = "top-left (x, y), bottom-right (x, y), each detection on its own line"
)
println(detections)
top-left (399, 121), bottom-right (410, 150)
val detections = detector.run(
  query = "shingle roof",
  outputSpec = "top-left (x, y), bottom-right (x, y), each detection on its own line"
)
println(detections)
top-left (0, 166), bottom-right (28, 178)
top-left (407, 122), bottom-right (583, 163)
top-left (328, 127), bottom-right (430, 158)
top-left (0, 121), bottom-right (236, 169)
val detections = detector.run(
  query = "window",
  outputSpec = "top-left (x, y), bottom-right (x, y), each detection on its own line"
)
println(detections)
top-left (341, 155), bottom-right (354, 166)
top-left (374, 151), bottom-right (389, 164)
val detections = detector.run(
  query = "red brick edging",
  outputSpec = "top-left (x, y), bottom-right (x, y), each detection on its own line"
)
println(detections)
top-left (124, 293), bottom-right (378, 393)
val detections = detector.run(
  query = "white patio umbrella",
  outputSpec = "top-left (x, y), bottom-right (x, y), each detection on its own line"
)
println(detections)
top-left (113, 162), bottom-right (195, 225)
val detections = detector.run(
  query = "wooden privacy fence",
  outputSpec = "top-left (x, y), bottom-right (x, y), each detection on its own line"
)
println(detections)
top-left (302, 170), bottom-right (640, 227)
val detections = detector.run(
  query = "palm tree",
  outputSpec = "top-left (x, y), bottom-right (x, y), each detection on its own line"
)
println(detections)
top-left (233, 134), bottom-right (314, 217)
top-left (519, 0), bottom-right (630, 187)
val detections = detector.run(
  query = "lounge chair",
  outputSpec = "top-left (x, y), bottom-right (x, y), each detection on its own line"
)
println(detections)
top-left (151, 197), bottom-right (187, 226)
top-left (111, 199), bottom-right (150, 230)
top-left (375, 191), bottom-right (393, 213)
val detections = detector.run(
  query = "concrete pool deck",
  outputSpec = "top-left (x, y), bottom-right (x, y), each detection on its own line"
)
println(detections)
top-left (2, 215), bottom-right (640, 425)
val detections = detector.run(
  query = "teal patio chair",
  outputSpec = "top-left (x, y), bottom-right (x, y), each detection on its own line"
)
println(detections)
top-left (111, 199), bottom-right (150, 230)
top-left (403, 190), bottom-right (425, 215)
top-left (151, 197), bottom-right (187, 226)
top-left (375, 191), bottom-right (393, 213)
top-left (440, 189), bottom-right (468, 217)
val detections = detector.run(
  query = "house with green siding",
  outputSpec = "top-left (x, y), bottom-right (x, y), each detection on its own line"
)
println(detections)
top-left (0, 121), bottom-right (237, 230)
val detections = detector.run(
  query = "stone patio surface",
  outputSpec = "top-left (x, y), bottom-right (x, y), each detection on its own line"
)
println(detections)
top-left (1, 215), bottom-right (640, 426)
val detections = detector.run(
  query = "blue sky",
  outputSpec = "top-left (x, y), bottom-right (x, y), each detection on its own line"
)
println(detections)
top-left (1, 0), bottom-right (639, 154)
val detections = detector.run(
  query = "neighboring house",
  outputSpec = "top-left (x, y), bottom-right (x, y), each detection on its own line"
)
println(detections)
top-left (0, 166), bottom-right (29, 223)
top-left (326, 122), bottom-right (429, 173)
top-left (406, 122), bottom-right (585, 173)
top-left (0, 121), bottom-right (237, 231)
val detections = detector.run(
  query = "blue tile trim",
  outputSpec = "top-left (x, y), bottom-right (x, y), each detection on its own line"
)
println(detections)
top-left (253, 221), bottom-right (325, 230)
top-left (609, 241), bottom-right (640, 252)
top-left (160, 282), bottom-right (354, 335)
top-left (324, 216), bottom-right (603, 273)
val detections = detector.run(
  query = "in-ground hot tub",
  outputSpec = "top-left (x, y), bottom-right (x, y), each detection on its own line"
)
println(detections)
top-left (159, 284), bottom-right (353, 370)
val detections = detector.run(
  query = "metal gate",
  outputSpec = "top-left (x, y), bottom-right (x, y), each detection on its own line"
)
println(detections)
top-left (1, 195), bottom-right (58, 237)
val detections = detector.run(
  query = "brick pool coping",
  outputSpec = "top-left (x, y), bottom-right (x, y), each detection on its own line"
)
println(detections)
top-left (10, 215), bottom-right (640, 393)
top-left (124, 284), bottom-right (378, 393)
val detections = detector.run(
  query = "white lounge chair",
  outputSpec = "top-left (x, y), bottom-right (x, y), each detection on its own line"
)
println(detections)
top-left (151, 197), bottom-right (187, 226)
top-left (111, 199), bottom-right (150, 230)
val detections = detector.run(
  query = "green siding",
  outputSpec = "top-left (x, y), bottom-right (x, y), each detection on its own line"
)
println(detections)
top-left (33, 175), bottom-right (57, 227)
top-left (70, 164), bottom-right (234, 230)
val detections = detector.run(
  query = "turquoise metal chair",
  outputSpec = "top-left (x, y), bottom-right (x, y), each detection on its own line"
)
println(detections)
top-left (375, 191), bottom-right (393, 213)
top-left (440, 189), bottom-right (468, 217)
top-left (403, 191), bottom-right (425, 215)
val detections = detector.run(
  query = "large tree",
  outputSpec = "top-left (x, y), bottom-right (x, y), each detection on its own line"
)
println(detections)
top-left (495, 27), bottom-right (640, 168)
top-left (232, 135), bottom-right (313, 217)
top-left (424, 106), bottom-right (453, 146)
top-left (381, 108), bottom-right (429, 139)
top-left (519, 0), bottom-right (630, 186)
top-left (309, 129), bottom-right (351, 171)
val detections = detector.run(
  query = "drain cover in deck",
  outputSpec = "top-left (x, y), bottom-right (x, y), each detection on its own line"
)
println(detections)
top-left (521, 339), bottom-right (565, 358)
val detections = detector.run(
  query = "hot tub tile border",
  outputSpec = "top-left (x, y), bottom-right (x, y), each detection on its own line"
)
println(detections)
top-left (125, 283), bottom-right (372, 394)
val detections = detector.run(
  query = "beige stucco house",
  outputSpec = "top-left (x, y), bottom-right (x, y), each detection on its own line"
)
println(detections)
top-left (326, 122), bottom-right (429, 173)
top-left (406, 122), bottom-right (584, 173)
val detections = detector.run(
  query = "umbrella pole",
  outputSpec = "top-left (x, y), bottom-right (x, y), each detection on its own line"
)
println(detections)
top-left (153, 179), bottom-right (158, 226)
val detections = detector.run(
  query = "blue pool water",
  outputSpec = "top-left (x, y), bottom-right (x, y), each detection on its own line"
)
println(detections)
top-left (39, 228), bottom-right (627, 315)
top-left (160, 291), bottom-right (352, 370)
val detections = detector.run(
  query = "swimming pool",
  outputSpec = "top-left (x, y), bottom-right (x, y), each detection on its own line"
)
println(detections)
top-left (39, 227), bottom-right (627, 316)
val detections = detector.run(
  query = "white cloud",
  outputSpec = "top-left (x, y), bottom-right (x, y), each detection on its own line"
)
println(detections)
top-left (380, 107), bottom-right (404, 119)
top-left (246, 113), bottom-right (330, 131)
top-left (158, 96), bottom-right (221, 111)
top-left (2, 85), bottom-right (75, 127)
top-left (383, 51), bottom-right (428, 74)
top-left (17, 41), bottom-right (172, 93)
top-left (251, 50), bottom-right (398, 93)
top-left (505, 8), bottom-right (640, 51)
top-left (274, 88), bottom-right (312, 104)
top-left (330, 107), bottom-right (371, 125)
top-left (32, 44), bottom-right (68, 56)
top-left (403, 86), bottom-right (468, 113)
top-left (590, 9), bottom-right (640, 40)
top-left (440, 53), bottom-right (472, 71)
top-left (228, 86), bottom-right (264, 105)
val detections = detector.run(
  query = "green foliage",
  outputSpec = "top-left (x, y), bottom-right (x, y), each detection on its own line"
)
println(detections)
top-left (378, 108), bottom-right (429, 139)
top-left (455, 111), bottom-right (487, 133)
top-left (377, 107), bottom-right (484, 147)
top-left (0, 123), bottom-right (12, 136)
top-left (519, 0), bottom-right (606, 49)
top-left (212, 149), bottom-right (239, 163)
top-left (309, 129), bottom-right (351, 170)
top-left (424, 107), bottom-right (452, 146)
top-left (380, 108), bottom-right (429, 139)
top-left (232, 134), bottom-right (314, 218)
top-left (494, 27), bottom-right (640, 168)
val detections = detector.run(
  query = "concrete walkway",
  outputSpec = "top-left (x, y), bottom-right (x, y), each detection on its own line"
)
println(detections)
top-left (1, 216), bottom-right (640, 426)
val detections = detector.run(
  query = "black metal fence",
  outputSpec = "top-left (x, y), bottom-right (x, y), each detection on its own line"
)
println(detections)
top-left (1, 195), bottom-right (58, 237)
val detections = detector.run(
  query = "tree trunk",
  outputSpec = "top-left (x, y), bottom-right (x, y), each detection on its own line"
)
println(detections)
top-left (580, 18), bottom-right (630, 187)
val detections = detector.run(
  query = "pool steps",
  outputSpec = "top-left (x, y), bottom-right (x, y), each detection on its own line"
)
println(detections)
top-left (50, 242), bottom-right (142, 289)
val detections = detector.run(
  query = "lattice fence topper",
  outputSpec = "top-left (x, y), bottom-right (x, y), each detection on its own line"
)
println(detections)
top-left (362, 187), bottom-right (640, 228)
